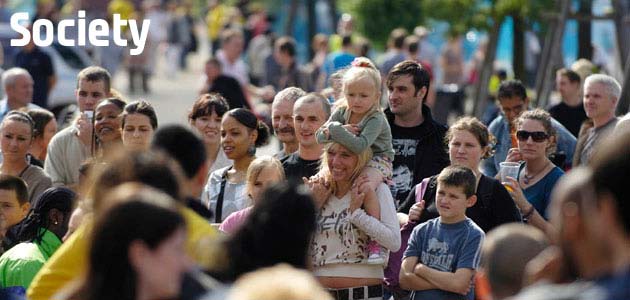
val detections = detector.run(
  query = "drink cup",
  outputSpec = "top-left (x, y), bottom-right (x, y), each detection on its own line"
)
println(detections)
top-left (499, 162), bottom-right (521, 187)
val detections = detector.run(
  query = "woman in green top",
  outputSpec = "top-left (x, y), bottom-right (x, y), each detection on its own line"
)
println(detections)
top-left (0, 187), bottom-right (75, 293)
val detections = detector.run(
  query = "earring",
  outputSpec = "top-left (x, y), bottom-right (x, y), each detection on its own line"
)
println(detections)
top-left (54, 221), bottom-right (58, 225)
top-left (247, 145), bottom-right (256, 156)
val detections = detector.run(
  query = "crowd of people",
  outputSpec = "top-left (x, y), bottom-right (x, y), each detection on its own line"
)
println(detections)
top-left (0, 1), bottom-right (628, 300)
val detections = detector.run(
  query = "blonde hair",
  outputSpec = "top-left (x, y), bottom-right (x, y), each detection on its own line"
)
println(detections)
top-left (338, 57), bottom-right (382, 118)
top-left (246, 156), bottom-right (285, 197)
top-left (319, 142), bottom-right (372, 194)
top-left (226, 264), bottom-right (332, 300)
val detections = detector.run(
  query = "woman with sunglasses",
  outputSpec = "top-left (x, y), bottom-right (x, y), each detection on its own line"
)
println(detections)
top-left (503, 109), bottom-right (562, 235)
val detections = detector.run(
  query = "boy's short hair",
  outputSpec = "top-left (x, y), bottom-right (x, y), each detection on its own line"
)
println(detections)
top-left (77, 66), bottom-right (111, 94)
top-left (497, 80), bottom-right (527, 101)
top-left (437, 166), bottom-right (476, 198)
top-left (0, 175), bottom-right (29, 204)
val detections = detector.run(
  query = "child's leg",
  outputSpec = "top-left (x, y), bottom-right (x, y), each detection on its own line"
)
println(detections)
top-left (360, 167), bottom-right (382, 220)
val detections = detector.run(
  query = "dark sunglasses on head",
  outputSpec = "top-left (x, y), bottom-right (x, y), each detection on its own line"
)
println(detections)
top-left (516, 130), bottom-right (549, 142)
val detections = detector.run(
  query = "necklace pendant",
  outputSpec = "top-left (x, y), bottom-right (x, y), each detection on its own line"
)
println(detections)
top-left (523, 177), bottom-right (529, 185)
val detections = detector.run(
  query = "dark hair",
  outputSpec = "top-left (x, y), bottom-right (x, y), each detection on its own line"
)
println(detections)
top-left (275, 36), bottom-right (296, 57)
top-left (341, 35), bottom-right (352, 47)
top-left (498, 80), bottom-right (527, 101)
top-left (389, 28), bottom-right (408, 49)
top-left (81, 194), bottom-right (184, 300)
top-left (214, 183), bottom-right (316, 282)
top-left (24, 108), bottom-right (54, 140)
top-left (225, 108), bottom-right (270, 147)
top-left (0, 174), bottom-right (28, 205)
top-left (98, 97), bottom-right (127, 111)
top-left (152, 125), bottom-right (206, 179)
top-left (188, 93), bottom-right (230, 121)
top-left (437, 166), bottom-right (477, 198)
top-left (122, 100), bottom-right (158, 129)
top-left (77, 66), bottom-right (111, 94)
top-left (206, 57), bottom-right (222, 69)
top-left (556, 68), bottom-right (581, 84)
top-left (88, 151), bottom-right (185, 213)
top-left (404, 35), bottom-right (420, 54)
top-left (16, 187), bottom-right (75, 243)
top-left (590, 134), bottom-right (630, 235)
top-left (2, 110), bottom-right (35, 137)
top-left (387, 60), bottom-right (431, 102)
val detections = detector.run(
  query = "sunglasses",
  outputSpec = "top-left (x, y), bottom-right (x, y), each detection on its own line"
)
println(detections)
top-left (516, 130), bottom-right (549, 142)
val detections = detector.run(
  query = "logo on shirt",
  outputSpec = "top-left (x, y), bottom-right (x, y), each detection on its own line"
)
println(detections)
top-left (421, 238), bottom-right (454, 272)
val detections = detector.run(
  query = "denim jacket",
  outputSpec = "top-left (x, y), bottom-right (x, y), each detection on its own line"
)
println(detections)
top-left (481, 114), bottom-right (577, 177)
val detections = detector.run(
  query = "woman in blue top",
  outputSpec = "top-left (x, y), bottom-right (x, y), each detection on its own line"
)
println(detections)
top-left (503, 109), bottom-right (562, 236)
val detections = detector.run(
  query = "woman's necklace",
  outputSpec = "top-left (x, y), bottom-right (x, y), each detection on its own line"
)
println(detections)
top-left (523, 161), bottom-right (551, 185)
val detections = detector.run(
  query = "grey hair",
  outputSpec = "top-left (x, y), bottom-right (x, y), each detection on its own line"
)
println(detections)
top-left (272, 87), bottom-right (307, 106)
top-left (584, 74), bottom-right (621, 100)
top-left (2, 68), bottom-right (32, 89)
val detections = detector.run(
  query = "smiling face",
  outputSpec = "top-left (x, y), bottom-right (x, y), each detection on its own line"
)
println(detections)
top-left (293, 100), bottom-right (327, 148)
top-left (122, 113), bottom-right (155, 152)
top-left (517, 119), bottom-right (551, 161)
top-left (248, 166), bottom-right (284, 205)
top-left (448, 129), bottom-right (484, 171)
top-left (94, 102), bottom-right (122, 143)
top-left (436, 183), bottom-right (474, 223)
top-left (0, 119), bottom-right (32, 162)
top-left (221, 115), bottom-right (256, 160)
top-left (325, 143), bottom-right (359, 183)
top-left (344, 76), bottom-right (379, 117)
top-left (192, 110), bottom-right (223, 146)
top-left (272, 100), bottom-right (296, 145)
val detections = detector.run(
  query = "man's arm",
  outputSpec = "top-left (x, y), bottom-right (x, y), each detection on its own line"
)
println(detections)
top-left (47, 75), bottom-right (57, 95)
top-left (399, 256), bottom-right (437, 291)
top-left (414, 263), bottom-right (475, 295)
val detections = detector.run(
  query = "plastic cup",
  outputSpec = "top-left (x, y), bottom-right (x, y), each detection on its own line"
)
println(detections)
top-left (499, 162), bottom-right (521, 185)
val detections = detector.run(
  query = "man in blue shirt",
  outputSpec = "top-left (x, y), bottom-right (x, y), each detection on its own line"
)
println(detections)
top-left (481, 80), bottom-right (576, 177)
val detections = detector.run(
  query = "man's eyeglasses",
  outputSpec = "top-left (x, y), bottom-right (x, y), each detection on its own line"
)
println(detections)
top-left (516, 130), bottom-right (549, 142)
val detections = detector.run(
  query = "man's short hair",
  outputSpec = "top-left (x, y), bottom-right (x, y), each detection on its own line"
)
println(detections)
top-left (556, 68), bottom-right (581, 84)
top-left (387, 60), bottom-right (431, 102)
top-left (404, 35), bottom-right (420, 54)
top-left (436, 166), bottom-right (476, 198)
top-left (273, 87), bottom-right (306, 106)
top-left (151, 125), bottom-right (207, 180)
top-left (497, 80), bottom-right (527, 101)
top-left (294, 93), bottom-right (331, 120)
top-left (275, 36), bottom-right (297, 57)
top-left (221, 28), bottom-right (243, 45)
top-left (584, 74), bottom-right (622, 101)
top-left (77, 66), bottom-right (111, 94)
top-left (0, 174), bottom-right (29, 204)
top-left (2, 68), bottom-right (31, 89)
top-left (482, 224), bottom-right (548, 299)
top-left (389, 28), bottom-right (408, 49)
top-left (206, 57), bottom-right (222, 69)
top-left (590, 134), bottom-right (630, 235)
top-left (341, 35), bottom-right (353, 48)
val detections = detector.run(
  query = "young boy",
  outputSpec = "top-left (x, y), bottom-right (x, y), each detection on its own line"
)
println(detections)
top-left (0, 175), bottom-right (30, 236)
top-left (399, 166), bottom-right (485, 300)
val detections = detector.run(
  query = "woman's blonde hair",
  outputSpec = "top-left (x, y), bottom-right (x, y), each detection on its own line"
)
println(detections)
top-left (337, 57), bottom-right (382, 118)
top-left (319, 142), bottom-right (372, 194)
top-left (246, 156), bottom-right (285, 196)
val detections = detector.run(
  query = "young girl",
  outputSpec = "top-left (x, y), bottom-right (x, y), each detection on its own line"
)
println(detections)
top-left (316, 57), bottom-right (394, 264)
top-left (219, 156), bottom-right (285, 234)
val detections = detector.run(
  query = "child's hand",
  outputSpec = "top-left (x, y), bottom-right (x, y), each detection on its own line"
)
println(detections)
top-left (303, 176), bottom-right (331, 210)
top-left (342, 124), bottom-right (361, 135)
top-left (408, 200), bottom-right (425, 222)
top-left (349, 185), bottom-right (366, 212)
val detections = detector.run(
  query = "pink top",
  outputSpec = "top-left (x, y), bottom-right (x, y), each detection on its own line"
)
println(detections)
top-left (219, 206), bottom-right (253, 234)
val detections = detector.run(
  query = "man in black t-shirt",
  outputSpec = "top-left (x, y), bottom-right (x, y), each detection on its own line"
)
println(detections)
top-left (15, 38), bottom-right (55, 108)
top-left (281, 93), bottom-right (331, 182)
top-left (547, 68), bottom-right (586, 137)
top-left (386, 61), bottom-right (449, 208)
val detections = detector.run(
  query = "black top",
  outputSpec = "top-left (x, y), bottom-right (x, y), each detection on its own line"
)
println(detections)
top-left (207, 75), bottom-right (250, 110)
top-left (398, 174), bottom-right (522, 233)
top-left (186, 196), bottom-right (213, 220)
top-left (386, 104), bottom-right (449, 205)
top-left (548, 102), bottom-right (587, 137)
top-left (281, 152), bottom-right (320, 183)
top-left (15, 47), bottom-right (54, 108)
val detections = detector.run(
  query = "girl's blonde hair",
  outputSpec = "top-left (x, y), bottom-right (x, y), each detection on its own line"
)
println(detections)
top-left (246, 156), bottom-right (285, 195)
top-left (338, 57), bottom-right (382, 118)
top-left (319, 142), bottom-right (372, 195)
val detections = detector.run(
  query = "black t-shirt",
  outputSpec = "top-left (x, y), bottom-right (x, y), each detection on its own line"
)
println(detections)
top-left (281, 152), bottom-right (320, 183)
top-left (15, 47), bottom-right (54, 108)
top-left (208, 75), bottom-right (250, 110)
top-left (398, 174), bottom-right (522, 233)
top-left (548, 102), bottom-right (587, 137)
top-left (390, 121), bottom-right (432, 205)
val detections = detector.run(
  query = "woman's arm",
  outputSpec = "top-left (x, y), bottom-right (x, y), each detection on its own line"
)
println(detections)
top-left (349, 184), bottom-right (401, 251)
top-left (504, 178), bottom-right (553, 238)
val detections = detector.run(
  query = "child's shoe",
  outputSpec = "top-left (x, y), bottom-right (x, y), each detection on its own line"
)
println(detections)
top-left (366, 240), bottom-right (385, 264)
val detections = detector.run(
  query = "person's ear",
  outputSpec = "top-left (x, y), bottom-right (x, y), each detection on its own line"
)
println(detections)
top-left (20, 202), bottom-right (30, 218)
top-left (128, 240), bottom-right (150, 270)
top-left (467, 195), bottom-right (477, 208)
top-left (416, 86), bottom-right (427, 100)
top-left (249, 127), bottom-right (258, 145)
top-left (47, 208), bottom-right (64, 227)
top-left (560, 201), bottom-right (582, 241)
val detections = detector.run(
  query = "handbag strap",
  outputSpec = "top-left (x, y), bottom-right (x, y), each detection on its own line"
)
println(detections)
top-left (414, 177), bottom-right (431, 203)
top-left (214, 167), bottom-right (231, 223)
